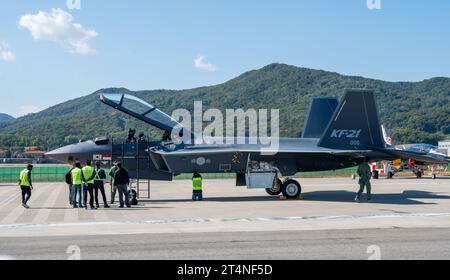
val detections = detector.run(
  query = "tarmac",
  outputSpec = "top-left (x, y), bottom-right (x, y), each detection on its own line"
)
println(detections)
top-left (0, 177), bottom-right (449, 259)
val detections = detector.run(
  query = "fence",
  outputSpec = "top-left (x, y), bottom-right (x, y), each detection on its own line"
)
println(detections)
top-left (0, 165), bottom-right (364, 183)
top-left (0, 165), bottom-right (70, 183)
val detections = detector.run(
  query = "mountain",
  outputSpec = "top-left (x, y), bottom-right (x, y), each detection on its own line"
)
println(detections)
top-left (0, 113), bottom-right (14, 123)
top-left (0, 63), bottom-right (449, 150)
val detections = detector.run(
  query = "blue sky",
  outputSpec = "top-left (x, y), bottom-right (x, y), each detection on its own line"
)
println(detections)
top-left (0, 0), bottom-right (449, 117)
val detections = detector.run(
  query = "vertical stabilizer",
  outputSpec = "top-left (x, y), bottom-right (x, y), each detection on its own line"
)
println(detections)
top-left (302, 97), bottom-right (339, 139)
top-left (318, 90), bottom-right (384, 150)
top-left (381, 125), bottom-right (393, 147)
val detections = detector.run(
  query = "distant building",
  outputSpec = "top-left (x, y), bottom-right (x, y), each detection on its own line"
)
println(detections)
top-left (439, 140), bottom-right (450, 156)
top-left (20, 150), bottom-right (47, 159)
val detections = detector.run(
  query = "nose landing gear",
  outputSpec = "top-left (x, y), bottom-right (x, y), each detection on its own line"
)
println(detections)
top-left (266, 178), bottom-right (302, 199)
top-left (265, 179), bottom-right (283, 196)
top-left (281, 180), bottom-right (302, 199)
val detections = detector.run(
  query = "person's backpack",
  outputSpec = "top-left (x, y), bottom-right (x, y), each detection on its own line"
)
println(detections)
top-left (65, 171), bottom-right (72, 185)
top-left (98, 169), bottom-right (107, 180)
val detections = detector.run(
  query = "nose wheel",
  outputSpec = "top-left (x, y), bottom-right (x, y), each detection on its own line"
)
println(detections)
top-left (266, 179), bottom-right (283, 196)
top-left (266, 178), bottom-right (302, 199)
top-left (281, 180), bottom-right (302, 199)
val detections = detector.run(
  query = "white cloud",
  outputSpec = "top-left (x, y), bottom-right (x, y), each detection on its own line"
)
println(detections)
top-left (19, 8), bottom-right (98, 55)
top-left (0, 42), bottom-right (16, 62)
top-left (194, 55), bottom-right (217, 72)
top-left (18, 105), bottom-right (41, 116)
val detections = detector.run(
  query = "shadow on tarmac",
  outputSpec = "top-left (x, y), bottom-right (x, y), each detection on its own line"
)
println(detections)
top-left (388, 177), bottom-right (450, 180)
top-left (144, 190), bottom-right (450, 205)
top-left (142, 196), bottom-right (276, 204)
top-left (303, 190), bottom-right (449, 205)
top-left (27, 206), bottom-right (174, 210)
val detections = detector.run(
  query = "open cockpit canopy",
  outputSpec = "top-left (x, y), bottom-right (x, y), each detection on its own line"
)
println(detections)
top-left (100, 93), bottom-right (183, 133)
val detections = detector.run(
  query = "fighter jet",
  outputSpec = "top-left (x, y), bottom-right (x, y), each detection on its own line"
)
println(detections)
top-left (47, 89), bottom-right (438, 199)
top-left (373, 127), bottom-right (450, 179)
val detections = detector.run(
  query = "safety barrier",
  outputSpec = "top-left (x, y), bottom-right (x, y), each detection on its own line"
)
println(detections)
top-left (2, 165), bottom-right (448, 183)
top-left (0, 165), bottom-right (70, 183)
top-left (0, 165), bottom-right (366, 183)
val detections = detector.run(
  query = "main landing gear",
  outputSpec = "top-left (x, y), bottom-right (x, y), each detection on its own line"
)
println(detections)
top-left (414, 170), bottom-right (423, 179)
top-left (266, 178), bottom-right (302, 199)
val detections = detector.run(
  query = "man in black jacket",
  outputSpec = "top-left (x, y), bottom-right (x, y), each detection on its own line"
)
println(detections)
top-left (94, 162), bottom-right (110, 208)
top-left (65, 163), bottom-right (75, 206)
top-left (113, 162), bottom-right (131, 208)
top-left (108, 161), bottom-right (119, 204)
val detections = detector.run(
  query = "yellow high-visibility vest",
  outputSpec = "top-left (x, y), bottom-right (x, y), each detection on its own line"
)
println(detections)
top-left (94, 168), bottom-right (105, 181)
top-left (19, 169), bottom-right (31, 187)
top-left (71, 168), bottom-right (82, 185)
top-left (192, 177), bottom-right (202, 191)
top-left (82, 166), bottom-right (95, 184)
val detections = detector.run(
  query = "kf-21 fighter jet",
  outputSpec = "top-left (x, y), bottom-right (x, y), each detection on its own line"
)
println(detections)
top-left (48, 89), bottom-right (443, 199)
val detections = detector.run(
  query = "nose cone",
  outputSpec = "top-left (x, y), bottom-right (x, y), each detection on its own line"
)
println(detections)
top-left (46, 145), bottom-right (74, 163)
top-left (46, 140), bottom-right (111, 164)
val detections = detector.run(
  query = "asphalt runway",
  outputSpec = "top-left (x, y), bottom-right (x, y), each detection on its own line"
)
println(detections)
top-left (0, 177), bottom-right (449, 259)
top-left (2, 228), bottom-right (450, 260)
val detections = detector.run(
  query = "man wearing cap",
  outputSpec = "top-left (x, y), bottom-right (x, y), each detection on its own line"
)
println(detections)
top-left (109, 161), bottom-right (119, 204)
top-left (18, 164), bottom-right (34, 209)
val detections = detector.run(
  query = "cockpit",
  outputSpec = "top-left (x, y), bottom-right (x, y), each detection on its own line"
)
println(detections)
top-left (100, 93), bottom-right (183, 134)
top-left (100, 93), bottom-right (188, 151)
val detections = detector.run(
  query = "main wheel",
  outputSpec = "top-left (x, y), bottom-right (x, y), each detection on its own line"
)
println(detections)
top-left (282, 180), bottom-right (302, 199)
top-left (128, 189), bottom-right (139, 206)
top-left (266, 179), bottom-right (283, 196)
top-left (372, 171), bottom-right (380, 180)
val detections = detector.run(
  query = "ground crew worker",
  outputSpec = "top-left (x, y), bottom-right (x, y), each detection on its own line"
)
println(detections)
top-left (385, 163), bottom-right (393, 179)
top-left (65, 164), bottom-right (75, 206)
top-left (71, 162), bottom-right (83, 208)
top-left (109, 161), bottom-right (119, 204)
top-left (18, 164), bottom-right (33, 209)
top-left (113, 162), bottom-right (131, 208)
top-left (82, 160), bottom-right (96, 210)
top-left (94, 161), bottom-right (110, 208)
top-left (355, 160), bottom-right (373, 203)
top-left (192, 172), bottom-right (203, 201)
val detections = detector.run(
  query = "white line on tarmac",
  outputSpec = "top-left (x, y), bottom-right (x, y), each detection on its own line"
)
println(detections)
top-left (63, 205), bottom-right (79, 223)
top-left (0, 192), bottom-right (20, 211)
top-left (1, 185), bottom-right (51, 225)
top-left (93, 205), bottom-right (109, 222)
top-left (32, 186), bottom-right (65, 224)
top-left (0, 186), bottom-right (22, 207)
top-left (2, 212), bottom-right (450, 230)
top-left (0, 186), bottom-right (17, 199)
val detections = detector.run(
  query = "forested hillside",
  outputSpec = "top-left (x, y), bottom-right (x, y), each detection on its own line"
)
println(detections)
top-left (0, 113), bottom-right (14, 123)
top-left (0, 63), bottom-right (449, 150)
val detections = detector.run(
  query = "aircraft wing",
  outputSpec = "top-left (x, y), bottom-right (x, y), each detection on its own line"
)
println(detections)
top-left (372, 147), bottom-right (450, 164)
top-left (155, 147), bottom-right (372, 156)
top-left (150, 145), bottom-right (372, 174)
